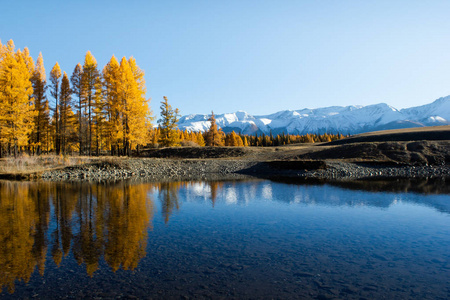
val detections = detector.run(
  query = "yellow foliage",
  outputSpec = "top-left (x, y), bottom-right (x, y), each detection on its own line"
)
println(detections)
top-left (205, 111), bottom-right (224, 146)
top-left (0, 40), bottom-right (36, 150)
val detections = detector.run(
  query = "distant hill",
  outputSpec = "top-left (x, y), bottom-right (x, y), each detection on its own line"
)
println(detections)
top-left (178, 96), bottom-right (450, 135)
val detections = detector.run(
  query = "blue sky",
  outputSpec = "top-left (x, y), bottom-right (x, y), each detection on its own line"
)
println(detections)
top-left (2, 0), bottom-right (450, 117)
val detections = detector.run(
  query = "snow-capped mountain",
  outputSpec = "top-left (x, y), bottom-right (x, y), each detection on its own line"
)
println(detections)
top-left (177, 96), bottom-right (450, 135)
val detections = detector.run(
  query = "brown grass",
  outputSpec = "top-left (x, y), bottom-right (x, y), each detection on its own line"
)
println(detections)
top-left (0, 154), bottom-right (95, 174)
top-left (328, 125), bottom-right (450, 145)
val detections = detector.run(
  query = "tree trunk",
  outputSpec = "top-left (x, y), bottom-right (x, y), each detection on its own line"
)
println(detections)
top-left (79, 107), bottom-right (82, 156)
top-left (89, 97), bottom-right (92, 156)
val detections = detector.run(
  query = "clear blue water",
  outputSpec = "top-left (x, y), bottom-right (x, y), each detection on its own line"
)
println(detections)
top-left (0, 179), bottom-right (449, 299)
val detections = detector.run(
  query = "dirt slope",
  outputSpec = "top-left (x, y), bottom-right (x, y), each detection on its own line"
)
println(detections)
top-left (327, 125), bottom-right (450, 145)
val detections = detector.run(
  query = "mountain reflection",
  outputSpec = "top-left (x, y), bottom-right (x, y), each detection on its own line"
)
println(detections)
top-left (0, 178), bottom-right (449, 293)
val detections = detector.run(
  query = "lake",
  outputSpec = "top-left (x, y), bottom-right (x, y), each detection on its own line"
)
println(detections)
top-left (0, 179), bottom-right (449, 299)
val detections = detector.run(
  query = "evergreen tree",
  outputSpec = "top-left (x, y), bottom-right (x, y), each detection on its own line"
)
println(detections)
top-left (31, 53), bottom-right (48, 155)
top-left (20, 48), bottom-right (36, 153)
top-left (118, 57), bottom-right (137, 155)
top-left (196, 132), bottom-right (206, 147)
top-left (49, 62), bottom-right (62, 154)
top-left (103, 56), bottom-right (122, 155)
top-left (59, 72), bottom-right (73, 154)
top-left (70, 63), bottom-right (84, 155)
top-left (243, 136), bottom-right (249, 147)
top-left (20, 47), bottom-right (35, 78)
top-left (235, 133), bottom-right (244, 146)
top-left (148, 127), bottom-right (160, 147)
top-left (81, 51), bottom-right (100, 156)
top-left (123, 57), bottom-right (151, 154)
top-left (41, 98), bottom-right (51, 153)
top-left (93, 75), bottom-right (104, 156)
top-left (102, 56), bottom-right (151, 155)
top-left (205, 111), bottom-right (224, 146)
top-left (0, 40), bottom-right (35, 157)
top-left (158, 96), bottom-right (180, 147)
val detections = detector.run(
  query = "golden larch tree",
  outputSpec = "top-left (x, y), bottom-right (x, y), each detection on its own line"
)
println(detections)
top-left (81, 51), bottom-right (100, 156)
top-left (128, 57), bottom-right (153, 152)
top-left (196, 132), bottom-right (206, 146)
top-left (59, 71), bottom-right (75, 154)
top-left (91, 70), bottom-right (104, 156)
top-left (0, 40), bottom-right (36, 157)
top-left (20, 47), bottom-right (34, 77)
top-left (103, 55), bottom-right (122, 155)
top-left (205, 111), bottom-right (224, 146)
top-left (118, 57), bottom-right (152, 154)
top-left (49, 62), bottom-right (62, 154)
top-left (70, 63), bottom-right (85, 154)
top-left (31, 52), bottom-right (50, 155)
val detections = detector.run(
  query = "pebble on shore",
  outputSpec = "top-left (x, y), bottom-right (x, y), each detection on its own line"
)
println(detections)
top-left (41, 159), bottom-right (450, 182)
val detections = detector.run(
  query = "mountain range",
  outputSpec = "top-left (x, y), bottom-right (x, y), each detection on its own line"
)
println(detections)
top-left (178, 96), bottom-right (450, 135)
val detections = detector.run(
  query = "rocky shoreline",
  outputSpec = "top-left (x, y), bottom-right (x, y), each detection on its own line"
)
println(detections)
top-left (39, 157), bottom-right (450, 182)
top-left (4, 130), bottom-right (450, 182)
top-left (259, 161), bottom-right (450, 181)
top-left (40, 159), bottom-right (258, 182)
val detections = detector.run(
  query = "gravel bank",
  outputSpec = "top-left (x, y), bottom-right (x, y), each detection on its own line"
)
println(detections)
top-left (256, 161), bottom-right (450, 180)
top-left (41, 158), bottom-right (258, 182)
top-left (40, 157), bottom-right (450, 182)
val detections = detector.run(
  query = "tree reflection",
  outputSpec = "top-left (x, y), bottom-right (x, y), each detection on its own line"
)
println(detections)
top-left (100, 183), bottom-right (153, 271)
top-left (0, 182), bottom-right (49, 293)
top-left (0, 180), bottom-right (154, 292)
top-left (158, 182), bottom-right (181, 224)
top-left (30, 183), bottom-right (51, 276)
top-left (50, 183), bottom-right (78, 267)
top-left (208, 181), bottom-right (223, 207)
top-left (72, 184), bottom-right (102, 276)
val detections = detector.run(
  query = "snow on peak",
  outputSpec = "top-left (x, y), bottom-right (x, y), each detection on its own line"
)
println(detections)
top-left (177, 96), bottom-right (450, 135)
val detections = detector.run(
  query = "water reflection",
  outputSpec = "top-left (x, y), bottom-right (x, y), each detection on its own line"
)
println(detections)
top-left (159, 182), bottom-right (181, 224)
top-left (272, 176), bottom-right (450, 194)
top-left (0, 178), bottom-right (449, 296)
top-left (0, 180), bottom-right (228, 293)
top-left (270, 177), bottom-right (450, 213)
top-left (0, 182), bottom-right (47, 294)
top-left (0, 181), bottom-right (155, 292)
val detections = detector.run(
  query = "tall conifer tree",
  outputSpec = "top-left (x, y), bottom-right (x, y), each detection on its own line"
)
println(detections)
top-left (205, 111), bottom-right (224, 146)
top-left (93, 74), bottom-right (104, 156)
top-left (31, 53), bottom-right (48, 155)
top-left (81, 51), bottom-right (100, 156)
top-left (20, 47), bottom-right (35, 78)
top-left (59, 72), bottom-right (72, 154)
top-left (71, 63), bottom-right (84, 154)
top-left (103, 56), bottom-right (122, 155)
top-left (50, 62), bottom-right (62, 154)
top-left (0, 40), bottom-right (35, 157)
top-left (158, 96), bottom-right (180, 147)
top-left (126, 57), bottom-right (151, 152)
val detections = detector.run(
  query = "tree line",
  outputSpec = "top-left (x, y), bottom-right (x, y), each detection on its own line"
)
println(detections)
top-left (154, 109), bottom-right (345, 148)
top-left (0, 39), bottom-right (151, 157)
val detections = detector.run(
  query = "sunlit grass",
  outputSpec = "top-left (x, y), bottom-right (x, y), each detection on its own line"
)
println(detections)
top-left (0, 154), bottom-right (96, 174)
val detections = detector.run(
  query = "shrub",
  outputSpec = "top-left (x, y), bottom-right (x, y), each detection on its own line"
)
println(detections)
top-left (180, 140), bottom-right (200, 147)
